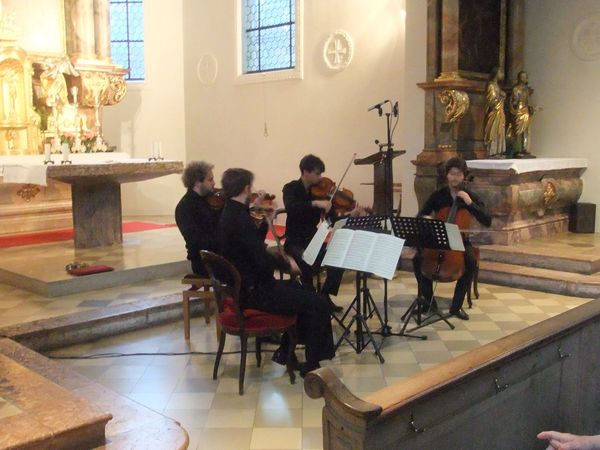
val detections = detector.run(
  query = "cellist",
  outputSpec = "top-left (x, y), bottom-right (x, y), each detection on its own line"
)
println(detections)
top-left (412, 157), bottom-right (491, 320)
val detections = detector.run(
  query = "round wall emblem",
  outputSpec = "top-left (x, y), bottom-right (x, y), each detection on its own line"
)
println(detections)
top-left (572, 14), bottom-right (600, 61)
top-left (323, 30), bottom-right (354, 71)
top-left (197, 54), bottom-right (219, 84)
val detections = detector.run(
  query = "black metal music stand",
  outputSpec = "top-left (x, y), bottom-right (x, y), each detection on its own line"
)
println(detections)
top-left (331, 216), bottom-right (397, 362)
top-left (391, 216), bottom-right (456, 336)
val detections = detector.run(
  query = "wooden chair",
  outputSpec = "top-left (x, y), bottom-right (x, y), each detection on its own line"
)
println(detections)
top-left (200, 250), bottom-right (297, 395)
top-left (181, 273), bottom-right (214, 340)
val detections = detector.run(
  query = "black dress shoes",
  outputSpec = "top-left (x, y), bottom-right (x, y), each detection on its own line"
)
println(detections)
top-left (449, 308), bottom-right (469, 320)
top-left (299, 362), bottom-right (321, 378)
top-left (271, 347), bottom-right (300, 370)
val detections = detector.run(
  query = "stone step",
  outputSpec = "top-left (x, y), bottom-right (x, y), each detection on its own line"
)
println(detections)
top-left (0, 338), bottom-right (188, 450)
top-left (480, 245), bottom-right (600, 275)
top-left (0, 350), bottom-right (112, 450)
top-left (478, 260), bottom-right (600, 298)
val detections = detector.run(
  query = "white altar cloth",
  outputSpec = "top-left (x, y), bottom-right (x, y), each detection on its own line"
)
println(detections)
top-left (466, 158), bottom-right (589, 174)
top-left (0, 153), bottom-right (161, 186)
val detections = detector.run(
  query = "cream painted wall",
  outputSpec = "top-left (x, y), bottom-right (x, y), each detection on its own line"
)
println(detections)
top-left (182, 0), bottom-right (427, 217)
top-left (103, 0), bottom-right (186, 216)
top-left (524, 0), bottom-right (600, 228)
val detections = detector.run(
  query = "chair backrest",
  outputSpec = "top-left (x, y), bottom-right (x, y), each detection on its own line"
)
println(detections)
top-left (200, 250), bottom-right (245, 326)
top-left (273, 208), bottom-right (287, 240)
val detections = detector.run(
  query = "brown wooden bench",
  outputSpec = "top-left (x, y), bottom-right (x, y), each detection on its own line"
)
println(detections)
top-left (305, 300), bottom-right (600, 449)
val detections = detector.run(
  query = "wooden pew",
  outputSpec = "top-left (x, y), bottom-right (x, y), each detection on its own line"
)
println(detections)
top-left (305, 301), bottom-right (600, 450)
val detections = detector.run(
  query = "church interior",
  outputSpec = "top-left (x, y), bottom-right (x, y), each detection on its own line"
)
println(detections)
top-left (1, 1), bottom-right (600, 449)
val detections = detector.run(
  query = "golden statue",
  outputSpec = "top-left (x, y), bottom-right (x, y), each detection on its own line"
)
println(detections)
top-left (484, 67), bottom-right (506, 158)
top-left (40, 58), bottom-right (79, 108)
top-left (507, 70), bottom-right (538, 155)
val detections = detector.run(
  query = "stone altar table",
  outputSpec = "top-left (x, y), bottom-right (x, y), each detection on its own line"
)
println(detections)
top-left (1, 154), bottom-right (183, 248)
top-left (466, 158), bottom-right (588, 245)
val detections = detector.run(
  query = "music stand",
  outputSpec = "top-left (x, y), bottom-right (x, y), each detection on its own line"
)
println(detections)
top-left (391, 216), bottom-right (456, 336)
top-left (331, 216), bottom-right (394, 363)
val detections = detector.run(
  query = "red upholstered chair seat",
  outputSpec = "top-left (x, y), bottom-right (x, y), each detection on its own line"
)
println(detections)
top-left (200, 251), bottom-right (298, 395)
top-left (218, 308), bottom-right (296, 334)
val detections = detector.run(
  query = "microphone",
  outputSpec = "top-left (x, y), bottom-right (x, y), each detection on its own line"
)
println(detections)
top-left (392, 101), bottom-right (399, 117)
top-left (367, 99), bottom-right (390, 112)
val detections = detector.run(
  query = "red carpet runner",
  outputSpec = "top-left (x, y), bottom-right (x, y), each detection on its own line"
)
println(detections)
top-left (0, 222), bottom-right (176, 249)
top-left (0, 222), bottom-right (287, 249)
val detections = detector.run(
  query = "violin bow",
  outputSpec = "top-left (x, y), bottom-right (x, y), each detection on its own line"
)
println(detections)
top-left (329, 153), bottom-right (357, 200)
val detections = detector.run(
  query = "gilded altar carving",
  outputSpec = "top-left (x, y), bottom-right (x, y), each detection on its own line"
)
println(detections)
top-left (17, 183), bottom-right (40, 201)
top-left (105, 75), bottom-right (126, 105)
top-left (543, 180), bottom-right (558, 208)
top-left (438, 89), bottom-right (470, 123)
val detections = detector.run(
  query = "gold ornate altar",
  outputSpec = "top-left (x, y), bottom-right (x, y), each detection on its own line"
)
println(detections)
top-left (0, 0), bottom-right (129, 235)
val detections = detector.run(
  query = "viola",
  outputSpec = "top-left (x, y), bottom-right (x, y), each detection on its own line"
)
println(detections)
top-left (206, 189), bottom-right (226, 210)
top-left (249, 192), bottom-right (276, 221)
top-left (420, 195), bottom-right (472, 283)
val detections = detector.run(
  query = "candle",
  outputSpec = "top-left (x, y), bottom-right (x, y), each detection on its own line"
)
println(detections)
top-left (61, 143), bottom-right (70, 162)
top-left (156, 142), bottom-right (163, 159)
top-left (44, 143), bottom-right (51, 161)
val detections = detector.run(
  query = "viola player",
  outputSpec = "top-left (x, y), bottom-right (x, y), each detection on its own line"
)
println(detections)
top-left (413, 157), bottom-right (491, 320)
top-left (175, 161), bottom-right (221, 275)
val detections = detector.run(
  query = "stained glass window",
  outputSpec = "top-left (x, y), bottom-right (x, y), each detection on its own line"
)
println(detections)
top-left (110, 0), bottom-right (145, 81)
top-left (243, 0), bottom-right (296, 73)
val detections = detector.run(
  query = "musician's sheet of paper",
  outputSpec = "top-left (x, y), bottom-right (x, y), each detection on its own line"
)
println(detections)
top-left (445, 223), bottom-right (465, 252)
top-left (302, 221), bottom-right (330, 265)
top-left (322, 229), bottom-right (405, 280)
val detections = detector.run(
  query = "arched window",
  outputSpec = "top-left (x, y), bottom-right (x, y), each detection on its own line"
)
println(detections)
top-left (110, 0), bottom-right (145, 81)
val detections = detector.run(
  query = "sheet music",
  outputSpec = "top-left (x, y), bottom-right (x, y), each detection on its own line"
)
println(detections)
top-left (322, 229), bottom-right (405, 280)
top-left (341, 230), bottom-right (377, 272)
top-left (445, 223), bottom-right (465, 252)
top-left (302, 220), bottom-right (331, 265)
top-left (321, 228), bottom-right (353, 267)
top-left (365, 234), bottom-right (405, 280)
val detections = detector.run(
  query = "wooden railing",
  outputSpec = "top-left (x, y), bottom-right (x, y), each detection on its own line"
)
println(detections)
top-left (305, 301), bottom-right (600, 450)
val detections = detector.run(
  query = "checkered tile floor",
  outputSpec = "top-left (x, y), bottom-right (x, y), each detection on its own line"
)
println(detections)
top-left (47, 272), bottom-right (590, 450)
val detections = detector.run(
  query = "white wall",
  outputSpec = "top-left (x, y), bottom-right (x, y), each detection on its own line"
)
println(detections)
top-left (182, 0), bottom-right (427, 217)
top-left (524, 0), bottom-right (600, 227)
top-left (103, 0), bottom-right (186, 216)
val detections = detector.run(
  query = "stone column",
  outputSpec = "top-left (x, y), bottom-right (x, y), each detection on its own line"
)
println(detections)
top-left (94, 0), bottom-right (111, 62)
top-left (64, 0), bottom-right (97, 60)
top-left (437, 0), bottom-right (460, 80)
top-left (506, 0), bottom-right (525, 83)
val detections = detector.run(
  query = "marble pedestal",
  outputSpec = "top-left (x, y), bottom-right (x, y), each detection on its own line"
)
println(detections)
top-left (48, 160), bottom-right (183, 248)
top-left (466, 158), bottom-right (588, 245)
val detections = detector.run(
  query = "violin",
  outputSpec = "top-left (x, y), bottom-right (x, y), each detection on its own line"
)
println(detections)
top-left (310, 177), bottom-right (360, 214)
top-left (206, 188), bottom-right (226, 210)
top-left (420, 188), bottom-right (472, 283)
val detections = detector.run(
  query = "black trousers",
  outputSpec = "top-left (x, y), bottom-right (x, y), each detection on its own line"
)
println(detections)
top-left (412, 242), bottom-right (476, 312)
top-left (284, 241), bottom-right (344, 296)
top-left (244, 280), bottom-right (335, 366)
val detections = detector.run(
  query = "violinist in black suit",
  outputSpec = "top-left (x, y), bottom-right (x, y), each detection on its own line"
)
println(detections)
top-left (175, 161), bottom-right (221, 275)
top-left (283, 154), bottom-right (364, 312)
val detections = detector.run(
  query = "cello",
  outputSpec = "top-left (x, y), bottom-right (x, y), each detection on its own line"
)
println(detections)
top-left (420, 192), bottom-right (472, 283)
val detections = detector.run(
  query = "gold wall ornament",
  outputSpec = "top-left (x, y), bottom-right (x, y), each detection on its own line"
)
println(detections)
top-left (0, 41), bottom-right (40, 155)
top-left (105, 75), bottom-right (126, 105)
top-left (17, 183), bottom-right (41, 202)
top-left (543, 180), bottom-right (558, 208)
top-left (438, 89), bottom-right (470, 123)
